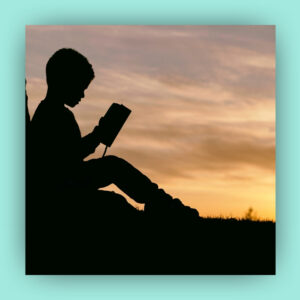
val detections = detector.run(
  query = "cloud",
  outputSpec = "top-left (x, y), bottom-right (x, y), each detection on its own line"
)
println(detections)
top-left (84, 121), bottom-right (275, 188)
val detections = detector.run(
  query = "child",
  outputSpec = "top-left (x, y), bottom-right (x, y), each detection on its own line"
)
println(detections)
top-left (29, 48), bottom-right (199, 219)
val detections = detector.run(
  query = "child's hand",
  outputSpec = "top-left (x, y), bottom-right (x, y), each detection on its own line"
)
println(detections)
top-left (98, 117), bottom-right (105, 127)
top-left (97, 117), bottom-right (107, 132)
top-left (92, 117), bottom-right (106, 140)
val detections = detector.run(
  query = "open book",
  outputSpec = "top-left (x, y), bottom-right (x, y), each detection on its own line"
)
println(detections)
top-left (100, 103), bottom-right (131, 147)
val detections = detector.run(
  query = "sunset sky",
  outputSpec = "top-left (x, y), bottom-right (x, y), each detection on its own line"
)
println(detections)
top-left (26, 25), bottom-right (275, 220)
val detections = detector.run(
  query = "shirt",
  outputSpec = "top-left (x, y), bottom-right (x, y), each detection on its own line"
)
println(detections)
top-left (29, 99), bottom-right (100, 190)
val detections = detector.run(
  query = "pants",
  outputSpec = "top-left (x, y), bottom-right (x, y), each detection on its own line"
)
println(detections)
top-left (80, 155), bottom-right (161, 205)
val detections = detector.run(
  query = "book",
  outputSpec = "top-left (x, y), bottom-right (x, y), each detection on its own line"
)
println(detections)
top-left (100, 103), bottom-right (131, 147)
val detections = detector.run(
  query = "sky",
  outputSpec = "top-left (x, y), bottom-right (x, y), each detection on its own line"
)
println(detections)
top-left (26, 25), bottom-right (275, 220)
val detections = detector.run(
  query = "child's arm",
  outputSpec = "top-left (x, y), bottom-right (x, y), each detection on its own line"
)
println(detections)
top-left (79, 118), bottom-right (104, 159)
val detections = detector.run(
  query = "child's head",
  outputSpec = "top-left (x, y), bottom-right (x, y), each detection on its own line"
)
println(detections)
top-left (46, 48), bottom-right (94, 107)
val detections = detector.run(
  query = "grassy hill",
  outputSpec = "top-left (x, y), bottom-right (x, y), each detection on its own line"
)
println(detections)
top-left (27, 202), bottom-right (275, 275)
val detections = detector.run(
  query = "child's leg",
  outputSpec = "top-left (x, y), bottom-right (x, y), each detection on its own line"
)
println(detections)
top-left (81, 155), bottom-right (199, 220)
top-left (81, 155), bottom-right (160, 204)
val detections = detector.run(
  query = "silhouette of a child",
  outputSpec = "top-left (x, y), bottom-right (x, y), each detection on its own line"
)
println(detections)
top-left (29, 48), bottom-right (199, 219)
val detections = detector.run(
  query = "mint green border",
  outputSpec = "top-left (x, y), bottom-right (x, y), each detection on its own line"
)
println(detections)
top-left (1, 0), bottom-right (298, 299)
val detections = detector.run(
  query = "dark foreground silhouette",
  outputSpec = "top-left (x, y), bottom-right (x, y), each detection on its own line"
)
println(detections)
top-left (26, 190), bottom-right (275, 274)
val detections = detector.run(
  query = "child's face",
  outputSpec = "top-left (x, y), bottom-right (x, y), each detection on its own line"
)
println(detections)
top-left (63, 80), bottom-right (89, 107)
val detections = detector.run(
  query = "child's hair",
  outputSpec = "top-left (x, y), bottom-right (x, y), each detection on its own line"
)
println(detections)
top-left (46, 48), bottom-right (95, 88)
